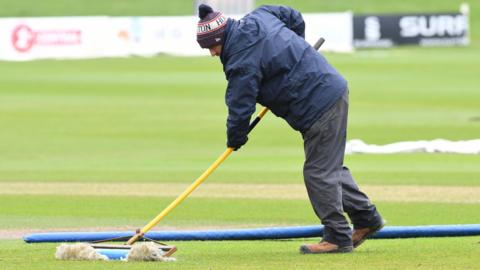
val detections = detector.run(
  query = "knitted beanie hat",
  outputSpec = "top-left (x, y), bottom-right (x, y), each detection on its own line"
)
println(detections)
top-left (196, 4), bottom-right (228, 48)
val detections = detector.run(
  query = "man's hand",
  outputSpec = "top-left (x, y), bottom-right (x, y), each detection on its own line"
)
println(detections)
top-left (227, 136), bottom-right (248, 151)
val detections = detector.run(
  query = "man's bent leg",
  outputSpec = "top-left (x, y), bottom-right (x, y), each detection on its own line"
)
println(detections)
top-left (341, 168), bottom-right (383, 230)
top-left (302, 92), bottom-right (352, 248)
top-left (333, 92), bottom-right (384, 230)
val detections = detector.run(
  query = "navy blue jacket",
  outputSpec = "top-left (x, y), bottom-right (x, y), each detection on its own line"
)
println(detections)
top-left (220, 5), bottom-right (347, 148)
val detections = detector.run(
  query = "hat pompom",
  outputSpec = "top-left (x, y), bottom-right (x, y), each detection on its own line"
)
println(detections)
top-left (198, 4), bottom-right (214, 19)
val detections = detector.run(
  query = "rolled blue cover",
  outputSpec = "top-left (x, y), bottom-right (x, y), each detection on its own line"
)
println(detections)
top-left (24, 224), bottom-right (480, 243)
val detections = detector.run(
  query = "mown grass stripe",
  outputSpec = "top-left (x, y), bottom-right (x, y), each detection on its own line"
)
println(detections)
top-left (1, 182), bottom-right (479, 203)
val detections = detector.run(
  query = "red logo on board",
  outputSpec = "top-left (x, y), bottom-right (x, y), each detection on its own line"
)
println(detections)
top-left (11, 24), bottom-right (82, 53)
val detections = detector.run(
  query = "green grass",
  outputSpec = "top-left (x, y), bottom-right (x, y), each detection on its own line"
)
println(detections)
top-left (1, 49), bottom-right (479, 184)
top-left (1, 37), bottom-right (479, 270)
top-left (0, 237), bottom-right (479, 270)
top-left (1, 195), bottom-right (479, 229)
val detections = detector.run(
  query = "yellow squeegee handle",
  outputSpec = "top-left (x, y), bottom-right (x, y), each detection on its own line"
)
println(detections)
top-left (126, 37), bottom-right (326, 245)
top-left (126, 107), bottom-right (269, 245)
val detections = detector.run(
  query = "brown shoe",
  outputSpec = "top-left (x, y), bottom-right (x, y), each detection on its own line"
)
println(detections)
top-left (299, 241), bottom-right (353, 254)
top-left (352, 221), bottom-right (386, 248)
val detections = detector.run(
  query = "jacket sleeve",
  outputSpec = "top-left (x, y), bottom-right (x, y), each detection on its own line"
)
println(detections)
top-left (224, 62), bottom-right (261, 149)
top-left (259, 5), bottom-right (305, 38)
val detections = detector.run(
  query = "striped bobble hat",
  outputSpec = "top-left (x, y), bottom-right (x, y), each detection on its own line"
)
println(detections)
top-left (196, 4), bottom-right (228, 48)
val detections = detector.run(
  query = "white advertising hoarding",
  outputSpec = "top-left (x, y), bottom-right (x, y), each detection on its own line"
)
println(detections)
top-left (127, 12), bottom-right (353, 56)
top-left (304, 12), bottom-right (353, 53)
top-left (0, 17), bottom-right (133, 61)
top-left (129, 16), bottom-right (205, 56)
top-left (0, 13), bottom-right (353, 61)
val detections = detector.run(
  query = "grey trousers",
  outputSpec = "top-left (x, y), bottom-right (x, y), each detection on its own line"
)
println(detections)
top-left (302, 90), bottom-right (383, 247)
